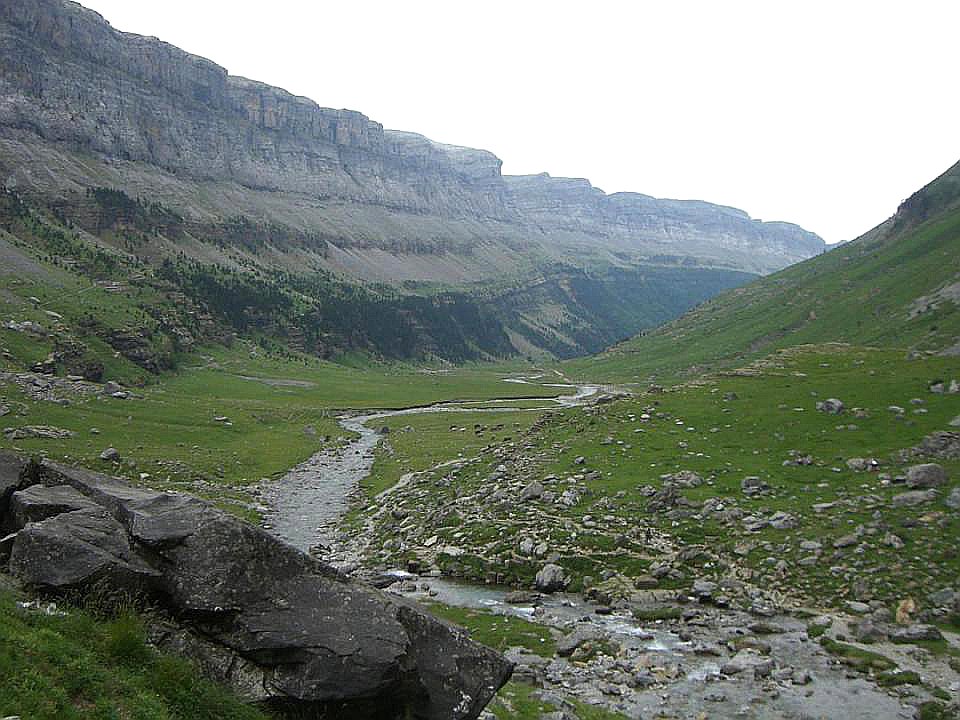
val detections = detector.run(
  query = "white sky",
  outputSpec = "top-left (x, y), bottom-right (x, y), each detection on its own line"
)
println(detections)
top-left (78, 0), bottom-right (960, 244)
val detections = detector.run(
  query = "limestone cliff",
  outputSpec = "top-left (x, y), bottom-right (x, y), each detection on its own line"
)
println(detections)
top-left (0, 0), bottom-right (826, 358)
top-left (0, 0), bottom-right (822, 277)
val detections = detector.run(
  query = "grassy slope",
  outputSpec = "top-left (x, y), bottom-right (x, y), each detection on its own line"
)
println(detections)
top-left (568, 160), bottom-right (960, 383)
top-left (0, 583), bottom-right (271, 720)
top-left (357, 345), bottom-right (960, 608)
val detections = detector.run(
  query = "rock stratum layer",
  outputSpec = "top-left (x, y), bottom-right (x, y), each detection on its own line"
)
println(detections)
top-left (0, 452), bottom-right (512, 719)
top-left (0, 0), bottom-right (822, 280)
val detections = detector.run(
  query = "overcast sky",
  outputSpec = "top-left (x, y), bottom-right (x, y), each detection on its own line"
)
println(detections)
top-left (79, 0), bottom-right (960, 244)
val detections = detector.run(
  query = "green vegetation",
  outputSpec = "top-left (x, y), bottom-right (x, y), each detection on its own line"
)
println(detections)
top-left (363, 409), bottom-right (542, 497)
top-left (424, 602), bottom-right (555, 657)
top-left (361, 344), bottom-right (960, 603)
top-left (490, 682), bottom-right (627, 720)
top-left (819, 637), bottom-right (897, 672)
top-left (0, 585), bottom-right (271, 720)
top-left (570, 160), bottom-right (960, 384)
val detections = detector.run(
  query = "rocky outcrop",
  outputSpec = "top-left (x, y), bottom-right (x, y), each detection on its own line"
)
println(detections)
top-left (0, 455), bottom-right (512, 719)
top-left (0, 0), bottom-right (823, 279)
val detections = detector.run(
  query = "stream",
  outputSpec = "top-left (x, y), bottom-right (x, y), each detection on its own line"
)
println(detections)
top-left (262, 378), bottom-right (600, 553)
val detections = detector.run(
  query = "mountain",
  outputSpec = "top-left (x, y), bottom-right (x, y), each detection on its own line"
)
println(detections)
top-left (0, 0), bottom-right (824, 361)
top-left (574, 158), bottom-right (960, 380)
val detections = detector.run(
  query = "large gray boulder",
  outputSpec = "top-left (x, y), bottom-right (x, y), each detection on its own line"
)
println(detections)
top-left (2, 459), bottom-right (512, 719)
top-left (905, 463), bottom-right (948, 488)
top-left (534, 563), bottom-right (568, 593)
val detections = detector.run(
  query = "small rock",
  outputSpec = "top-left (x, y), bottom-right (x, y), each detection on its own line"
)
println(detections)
top-left (891, 490), bottom-right (938, 507)
top-left (741, 476), bottom-right (769, 496)
top-left (99, 447), bottom-right (121, 462)
top-left (692, 579), bottom-right (718, 601)
top-left (816, 398), bottom-right (845, 414)
top-left (946, 488), bottom-right (960, 510)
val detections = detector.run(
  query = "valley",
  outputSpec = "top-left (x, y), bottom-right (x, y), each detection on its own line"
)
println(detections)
top-left (0, 2), bottom-right (958, 720)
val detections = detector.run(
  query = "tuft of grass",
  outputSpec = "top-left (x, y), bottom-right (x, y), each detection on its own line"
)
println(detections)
top-left (632, 606), bottom-right (683, 622)
top-left (876, 670), bottom-right (921, 687)
top-left (819, 637), bottom-right (897, 672)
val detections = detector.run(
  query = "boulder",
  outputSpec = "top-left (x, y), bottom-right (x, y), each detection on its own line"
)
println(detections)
top-left (891, 489), bottom-right (938, 507)
top-left (905, 463), bottom-right (948, 488)
top-left (556, 627), bottom-right (605, 657)
top-left (535, 563), bottom-right (567, 593)
top-left (721, 650), bottom-right (775, 678)
top-left (9, 485), bottom-right (98, 528)
top-left (520, 481), bottom-right (544, 502)
top-left (3, 458), bottom-right (512, 719)
top-left (692, 579), bottom-right (718, 601)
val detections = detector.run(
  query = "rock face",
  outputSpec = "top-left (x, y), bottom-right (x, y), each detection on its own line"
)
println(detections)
top-left (0, 457), bottom-right (512, 719)
top-left (0, 0), bottom-right (823, 281)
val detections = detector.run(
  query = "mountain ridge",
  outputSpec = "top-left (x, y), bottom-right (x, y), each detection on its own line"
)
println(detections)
top-left (0, 0), bottom-right (822, 275)
top-left (0, 0), bottom-right (826, 360)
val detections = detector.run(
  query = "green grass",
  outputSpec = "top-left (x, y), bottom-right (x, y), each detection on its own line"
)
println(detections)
top-left (1, 339), bottom-right (569, 511)
top-left (424, 602), bottom-right (556, 657)
top-left (819, 637), bottom-right (897, 672)
top-left (357, 344), bottom-right (960, 605)
top-left (0, 586), bottom-right (271, 720)
top-left (362, 409), bottom-right (541, 497)
top-left (490, 682), bottom-right (627, 720)
top-left (876, 670), bottom-right (922, 687)
top-left (567, 179), bottom-right (960, 384)
top-left (632, 607), bottom-right (683, 622)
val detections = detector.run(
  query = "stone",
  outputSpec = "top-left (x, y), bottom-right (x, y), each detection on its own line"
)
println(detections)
top-left (633, 574), bottom-right (659, 589)
top-left (768, 511), bottom-right (798, 530)
top-left (833, 534), bottom-right (859, 549)
top-left (816, 398), bottom-right (844, 414)
top-left (741, 476), bottom-right (769, 496)
top-left (535, 563), bottom-right (567, 593)
top-left (2, 458), bottom-right (512, 719)
top-left (691, 579), bottom-right (718, 601)
top-left (890, 624), bottom-right (944, 643)
top-left (846, 457), bottom-right (870, 472)
top-left (520, 481), bottom-right (544, 501)
top-left (951, 416), bottom-right (960, 428)
top-left (8, 485), bottom-right (98, 528)
top-left (946, 488), bottom-right (960, 510)
top-left (905, 463), bottom-right (948, 488)
top-left (891, 489), bottom-right (938, 507)
top-left (721, 650), bottom-right (775, 678)
top-left (556, 627), bottom-right (604, 657)
top-left (99, 447), bottom-right (121, 462)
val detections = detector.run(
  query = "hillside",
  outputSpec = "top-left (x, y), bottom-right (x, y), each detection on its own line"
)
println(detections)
top-left (0, 0), bottom-right (823, 360)
top-left (571, 159), bottom-right (960, 381)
